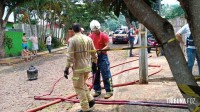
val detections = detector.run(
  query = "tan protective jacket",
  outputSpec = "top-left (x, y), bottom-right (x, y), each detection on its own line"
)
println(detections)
top-left (66, 33), bottom-right (97, 73)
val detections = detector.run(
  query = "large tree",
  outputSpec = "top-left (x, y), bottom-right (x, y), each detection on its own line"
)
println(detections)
top-left (0, 0), bottom-right (33, 58)
top-left (103, 0), bottom-right (200, 111)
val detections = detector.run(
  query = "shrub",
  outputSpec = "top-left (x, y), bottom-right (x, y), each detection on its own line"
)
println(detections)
top-left (52, 37), bottom-right (62, 48)
top-left (4, 35), bottom-right (13, 50)
top-left (38, 40), bottom-right (46, 52)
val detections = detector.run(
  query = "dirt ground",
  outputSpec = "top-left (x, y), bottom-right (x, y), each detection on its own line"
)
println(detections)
top-left (0, 45), bottom-right (198, 112)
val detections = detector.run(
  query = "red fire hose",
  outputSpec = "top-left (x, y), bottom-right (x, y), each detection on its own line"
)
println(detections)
top-left (65, 99), bottom-right (188, 109)
top-left (26, 58), bottom-right (188, 112)
top-left (27, 94), bottom-right (76, 112)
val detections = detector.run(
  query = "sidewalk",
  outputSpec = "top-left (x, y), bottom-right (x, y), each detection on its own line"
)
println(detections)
top-left (0, 46), bottom-right (67, 66)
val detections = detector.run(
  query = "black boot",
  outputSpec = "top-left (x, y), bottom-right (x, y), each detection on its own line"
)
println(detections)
top-left (89, 100), bottom-right (95, 108)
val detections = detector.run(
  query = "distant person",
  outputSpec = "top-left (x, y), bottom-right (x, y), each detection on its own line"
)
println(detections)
top-left (22, 33), bottom-right (28, 49)
top-left (46, 34), bottom-right (52, 53)
top-left (21, 46), bottom-right (32, 62)
top-left (128, 26), bottom-right (136, 57)
top-left (176, 23), bottom-right (200, 76)
top-left (134, 28), bottom-right (139, 45)
top-left (30, 34), bottom-right (38, 55)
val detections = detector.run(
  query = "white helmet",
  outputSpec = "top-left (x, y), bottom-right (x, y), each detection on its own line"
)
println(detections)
top-left (81, 27), bottom-right (84, 32)
top-left (90, 20), bottom-right (101, 31)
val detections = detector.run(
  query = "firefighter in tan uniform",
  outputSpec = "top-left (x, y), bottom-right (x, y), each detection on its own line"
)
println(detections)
top-left (64, 23), bottom-right (97, 112)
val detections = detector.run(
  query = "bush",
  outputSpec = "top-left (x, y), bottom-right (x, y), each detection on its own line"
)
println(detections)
top-left (4, 36), bottom-right (13, 50)
top-left (38, 40), bottom-right (46, 52)
top-left (6, 52), bottom-right (21, 58)
top-left (52, 37), bottom-right (62, 48)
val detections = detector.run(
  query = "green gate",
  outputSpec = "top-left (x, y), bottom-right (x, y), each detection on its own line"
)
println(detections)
top-left (5, 31), bottom-right (32, 57)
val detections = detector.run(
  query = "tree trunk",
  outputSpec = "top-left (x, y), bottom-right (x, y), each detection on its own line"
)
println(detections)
top-left (124, 0), bottom-right (199, 111)
top-left (178, 0), bottom-right (200, 58)
top-left (14, 11), bottom-right (17, 23)
top-left (28, 15), bottom-right (34, 35)
top-left (0, 4), bottom-right (6, 58)
top-left (0, 21), bottom-right (6, 58)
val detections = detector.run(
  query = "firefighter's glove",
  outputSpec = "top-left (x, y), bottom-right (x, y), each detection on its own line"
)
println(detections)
top-left (64, 67), bottom-right (69, 79)
top-left (92, 62), bottom-right (98, 73)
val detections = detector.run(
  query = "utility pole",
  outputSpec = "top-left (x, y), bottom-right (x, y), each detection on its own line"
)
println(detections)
top-left (139, 24), bottom-right (148, 84)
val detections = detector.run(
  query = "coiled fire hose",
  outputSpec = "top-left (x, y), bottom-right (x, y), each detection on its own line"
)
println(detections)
top-left (26, 58), bottom-right (188, 112)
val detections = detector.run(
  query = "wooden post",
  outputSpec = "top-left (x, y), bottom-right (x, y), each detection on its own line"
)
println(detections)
top-left (139, 24), bottom-right (148, 84)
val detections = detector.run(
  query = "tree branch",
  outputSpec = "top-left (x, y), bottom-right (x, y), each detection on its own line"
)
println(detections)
top-left (4, 0), bottom-right (34, 21)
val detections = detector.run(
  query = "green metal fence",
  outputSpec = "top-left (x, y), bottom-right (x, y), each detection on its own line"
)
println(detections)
top-left (5, 31), bottom-right (32, 57)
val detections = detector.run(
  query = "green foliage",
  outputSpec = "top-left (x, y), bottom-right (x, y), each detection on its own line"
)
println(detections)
top-left (30, 20), bottom-right (38, 25)
top-left (105, 18), bottom-right (121, 31)
top-left (38, 40), bottom-right (46, 52)
top-left (4, 36), bottom-right (13, 50)
top-left (52, 37), bottom-right (62, 48)
top-left (6, 52), bottom-right (21, 58)
top-left (16, 0), bottom-right (118, 33)
top-left (102, 0), bottom-right (157, 22)
top-left (162, 4), bottom-right (184, 19)
top-left (118, 14), bottom-right (126, 26)
top-left (60, 1), bottom-right (115, 31)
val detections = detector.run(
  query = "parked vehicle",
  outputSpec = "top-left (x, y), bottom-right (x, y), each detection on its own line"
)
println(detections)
top-left (112, 29), bottom-right (128, 44)
top-left (147, 34), bottom-right (158, 53)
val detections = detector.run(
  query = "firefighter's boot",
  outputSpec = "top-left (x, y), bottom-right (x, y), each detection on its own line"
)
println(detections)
top-left (104, 92), bottom-right (113, 99)
top-left (89, 100), bottom-right (95, 108)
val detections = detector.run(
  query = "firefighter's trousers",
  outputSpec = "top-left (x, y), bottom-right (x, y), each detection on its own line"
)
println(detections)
top-left (93, 53), bottom-right (113, 92)
top-left (72, 72), bottom-right (93, 111)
